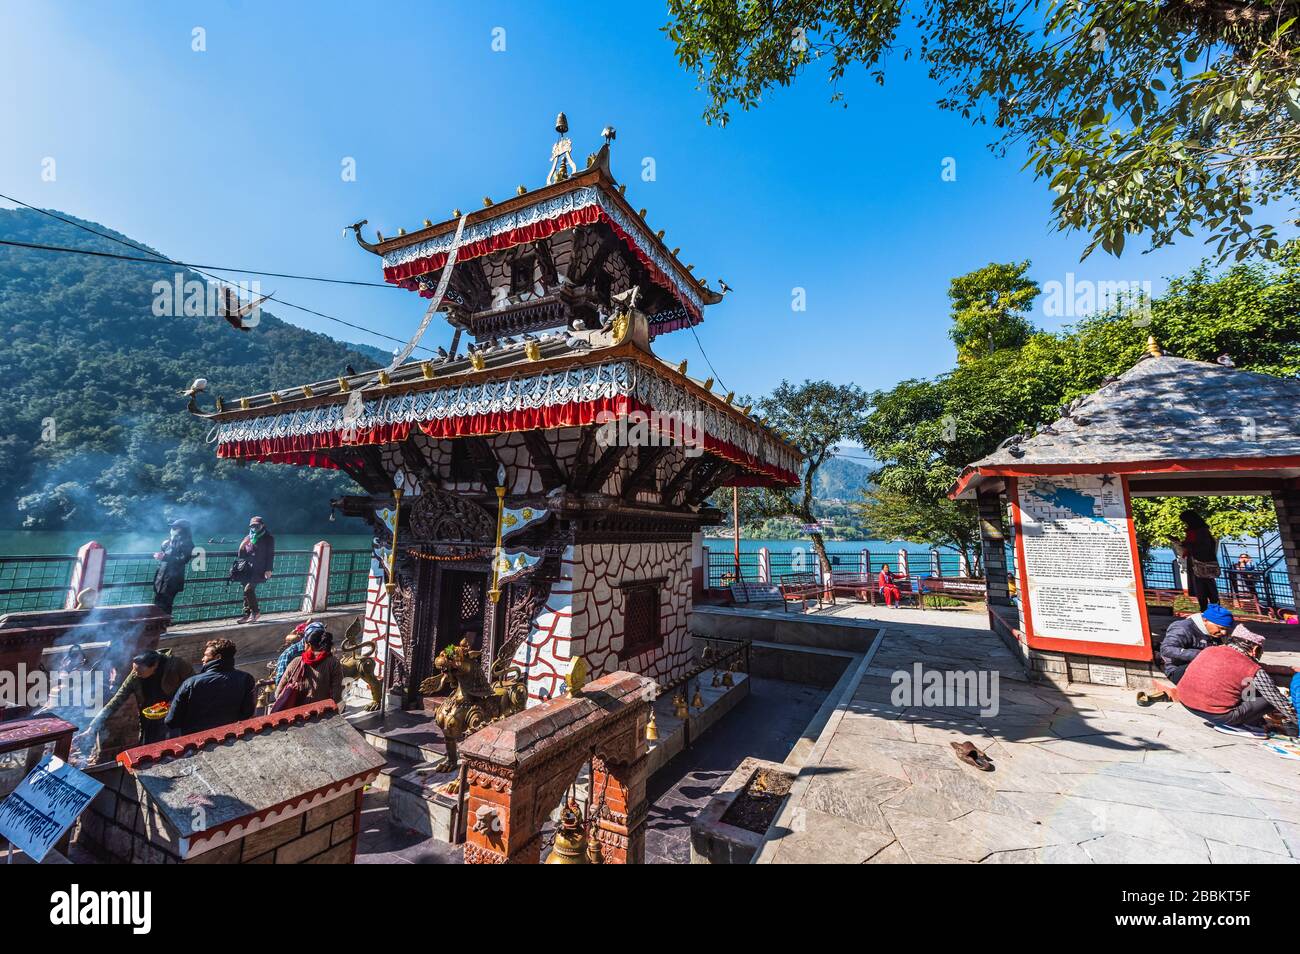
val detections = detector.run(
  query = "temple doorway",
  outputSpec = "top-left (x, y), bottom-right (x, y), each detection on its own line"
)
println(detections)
top-left (437, 568), bottom-right (488, 656)
top-left (404, 560), bottom-right (490, 697)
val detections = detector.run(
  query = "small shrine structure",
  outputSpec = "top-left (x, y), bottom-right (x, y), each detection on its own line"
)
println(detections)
top-left (950, 344), bottom-right (1300, 687)
top-left (190, 117), bottom-right (800, 710)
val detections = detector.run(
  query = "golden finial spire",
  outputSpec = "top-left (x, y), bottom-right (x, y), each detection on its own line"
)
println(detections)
top-left (1146, 335), bottom-right (1162, 357)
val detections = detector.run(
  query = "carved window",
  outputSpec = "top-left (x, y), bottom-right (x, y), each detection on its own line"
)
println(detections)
top-left (511, 256), bottom-right (536, 295)
top-left (619, 582), bottom-right (662, 659)
top-left (450, 440), bottom-right (474, 482)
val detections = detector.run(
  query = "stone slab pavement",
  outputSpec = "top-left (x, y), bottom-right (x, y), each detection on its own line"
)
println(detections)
top-left (758, 605), bottom-right (1300, 864)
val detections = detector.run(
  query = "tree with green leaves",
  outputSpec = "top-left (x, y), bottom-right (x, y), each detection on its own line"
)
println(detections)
top-left (948, 261), bottom-right (1039, 363)
top-left (858, 245), bottom-right (1300, 565)
top-left (666, 0), bottom-right (1300, 262)
top-left (721, 380), bottom-right (871, 578)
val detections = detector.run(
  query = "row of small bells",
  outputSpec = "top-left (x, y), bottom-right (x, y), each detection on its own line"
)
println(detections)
top-left (547, 647), bottom-right (744, 864)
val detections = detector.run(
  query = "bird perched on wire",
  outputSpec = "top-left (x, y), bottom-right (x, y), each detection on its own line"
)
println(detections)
top-left (179, 377), bottom-right (207, 398)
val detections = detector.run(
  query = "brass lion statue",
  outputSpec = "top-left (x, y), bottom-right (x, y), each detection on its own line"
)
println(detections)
top-left (418, 637), bottom-right (526, 772)
top-left (339, 617), bottom-right (384, 712)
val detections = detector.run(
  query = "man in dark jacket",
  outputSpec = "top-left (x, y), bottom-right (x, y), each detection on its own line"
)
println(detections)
top-left (80, 648), bottom-right (195, 749)
top-left (165, 638), bottom-right (256, 736)
top-left (153, 519), bottom-right (196, 613)
top-left (236, 515), bottom-right (276, 623)
top-left (1158, 603), bottom-right (1233, 684)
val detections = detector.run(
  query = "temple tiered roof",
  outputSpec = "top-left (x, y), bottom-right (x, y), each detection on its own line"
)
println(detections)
top-left (192, 123), bottom-right (801, 488)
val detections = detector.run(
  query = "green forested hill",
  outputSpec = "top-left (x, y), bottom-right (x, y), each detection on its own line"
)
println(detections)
top-left (0, 207), bottom-right (393, 533)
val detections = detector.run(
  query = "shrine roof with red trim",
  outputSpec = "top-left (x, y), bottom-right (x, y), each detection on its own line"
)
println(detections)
top-left (951, 353), bottom-right (1300, 499)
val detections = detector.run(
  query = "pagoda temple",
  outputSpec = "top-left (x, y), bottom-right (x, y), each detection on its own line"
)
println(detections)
top-left (191, 117), bottom-right (801, 709)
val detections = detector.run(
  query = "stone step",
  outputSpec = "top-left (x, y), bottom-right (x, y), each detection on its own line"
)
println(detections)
top-left (383, 758), bottom-right (461, 843)
top-left (353, 707), bottom-right (448, 764)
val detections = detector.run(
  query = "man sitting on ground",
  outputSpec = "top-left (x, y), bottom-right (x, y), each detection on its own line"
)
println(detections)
top-left (1158, 603), bottom-right (1233, 684)
top-left (1177, 625), bottom-right (1298, 735)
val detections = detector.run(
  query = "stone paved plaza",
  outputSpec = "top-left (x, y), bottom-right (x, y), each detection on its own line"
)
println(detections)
top-left (758, 606), bottom-right (1300, 864)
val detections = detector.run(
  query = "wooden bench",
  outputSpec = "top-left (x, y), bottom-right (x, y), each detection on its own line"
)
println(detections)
top-left (829, 570), bottom-right (922, 607)
top-left (881, 573), bottom-right (921, 608)
top-left (728, 581), bottom-right (785, 609)
top-left (917, 577), bottom-right (987, 606)
top-left (830, 571), bottom-right (875, 603)
top-left (779, 573), bottom-right (830, 612)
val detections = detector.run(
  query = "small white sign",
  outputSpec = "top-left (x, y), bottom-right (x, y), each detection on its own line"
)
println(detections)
top-left (1088, 662), bottom-right (1128, 687)
top-left (0, 754), bottom-right (102, 862)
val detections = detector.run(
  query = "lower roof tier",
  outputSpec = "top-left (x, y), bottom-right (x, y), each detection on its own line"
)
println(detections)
top-left (212, 354), bottom-right (801, 488)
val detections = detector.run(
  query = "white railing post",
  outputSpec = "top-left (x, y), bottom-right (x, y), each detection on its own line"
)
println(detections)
top-left (958, 553), bottom-right (970, 578)
top-left (65, 541), bottom-right (106, 609)
top-left (897, 549), bottom-right (909, 577)
top-left (930, 548), bottom-right (942, 578)
top-left (757, 546), bottom-right (771, 584)
top-left (302, 541), bottom-right (332, 614)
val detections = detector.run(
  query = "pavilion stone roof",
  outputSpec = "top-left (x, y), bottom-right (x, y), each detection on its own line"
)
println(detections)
top-left (951, 353), bottom-right (1300, 498)
top-left (116, 701), bottom-right (383, 860)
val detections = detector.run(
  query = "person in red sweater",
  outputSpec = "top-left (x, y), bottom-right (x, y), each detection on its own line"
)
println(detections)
top-left (1177, 625), bottom-right (1297, 733)
top-left (878, 564), bottom-right (902, 607)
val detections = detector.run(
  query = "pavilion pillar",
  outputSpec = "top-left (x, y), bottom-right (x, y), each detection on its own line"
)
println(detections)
top-left (757, 547), bottom-right (771, 583)
top-left (590, 753), bottom-right (648, 864)
top-left (976, 490), bottom-right (1012, 608)
top-left (1272, 489), bottom-right (1300, 612)
top-left (693, 536), bottom-right (706, 597)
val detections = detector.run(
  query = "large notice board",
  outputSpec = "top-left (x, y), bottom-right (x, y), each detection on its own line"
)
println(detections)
top-left (1010, 474), bottom-right (1152, 661)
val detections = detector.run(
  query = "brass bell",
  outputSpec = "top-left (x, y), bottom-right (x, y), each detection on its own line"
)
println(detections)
top-left (711, 670), bottom-right (721, 688)
top-left (673, 690), bottom-right (689, 719)
top-left (545, 805), bottom-right (590, 864)
top-left (645, 709), bottom-right (659, 741)
top-left (691, 685), bottom-right (704, 709)
top-left (721, 670), bottom-right (734, 687)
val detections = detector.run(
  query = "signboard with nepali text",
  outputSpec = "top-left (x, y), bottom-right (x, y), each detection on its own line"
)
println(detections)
top-left (1010, 474), bottom-right (1152, 661)
top-left (0, 754), bottom-right (102, 862)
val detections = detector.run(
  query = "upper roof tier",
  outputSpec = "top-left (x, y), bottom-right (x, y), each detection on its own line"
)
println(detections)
top-left (950, 348), bottom-right (1300, 499)
top-left (348, 134), bottom-right (724, 342)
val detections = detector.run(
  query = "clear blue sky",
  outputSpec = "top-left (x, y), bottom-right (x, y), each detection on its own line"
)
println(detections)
top-left (0, 0), bottom-right (1253, 402)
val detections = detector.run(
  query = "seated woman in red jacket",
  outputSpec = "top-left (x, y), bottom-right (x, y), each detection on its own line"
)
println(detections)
top-left (1177, 625), bottom-right (1297, 733)
top-left (878, 564), bottom-right (902, 607)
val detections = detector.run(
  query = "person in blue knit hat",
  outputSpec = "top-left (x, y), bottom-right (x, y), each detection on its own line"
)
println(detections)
top-left (1158, 603), bottom-right (1233, 684)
